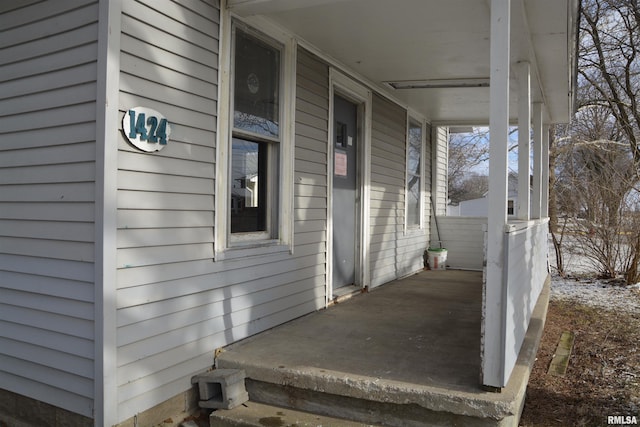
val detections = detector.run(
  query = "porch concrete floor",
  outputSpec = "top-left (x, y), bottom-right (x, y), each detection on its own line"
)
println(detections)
top-left (216, 270), bottom-right (547, 425)
top-left (219, 270), bottom-right (482, 389)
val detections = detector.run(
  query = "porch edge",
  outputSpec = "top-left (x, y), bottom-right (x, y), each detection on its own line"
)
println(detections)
top-left (217, 274), bottom-right (551, 423)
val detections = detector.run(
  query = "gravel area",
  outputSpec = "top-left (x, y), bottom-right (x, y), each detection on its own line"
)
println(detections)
top-left (551, 276), bottom-right (640, 314)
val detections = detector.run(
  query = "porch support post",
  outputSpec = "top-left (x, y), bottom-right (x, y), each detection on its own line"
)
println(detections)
top-left (531, 103), bottom-right (543, 219)
top-left (541, 124), bottom-right (551, 217)
top-left (516, 61), bottom-right (531, 221)
top-left (483, 0), bottom-right (510, 389)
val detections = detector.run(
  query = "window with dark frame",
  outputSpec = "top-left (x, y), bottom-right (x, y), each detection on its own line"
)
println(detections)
top-left (230, 26), bottom-right (281, 237)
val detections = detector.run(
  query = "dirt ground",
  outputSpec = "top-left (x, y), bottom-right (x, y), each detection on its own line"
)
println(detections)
top-left (520, 299), bottom-right (640, 426)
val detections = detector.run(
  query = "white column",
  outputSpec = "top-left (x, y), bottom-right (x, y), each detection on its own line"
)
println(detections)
top-left (531, 103), bottom-right (543, 219)
top-left (517, 62), bottom-right (531, 221)
top-left (483, 0), bottom-right (510, 389)
top-left (541, 124), bottom-right (550, 217)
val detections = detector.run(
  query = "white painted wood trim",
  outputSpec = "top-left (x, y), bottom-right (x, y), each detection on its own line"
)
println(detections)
top-left (95, 0), bottom-right (121, 424)
top-left (484, 0), bottom-right (511, 389)
top-left (214, 1), bottom-right (232, 259)
top-left (281, 34), bottom-right (297, 254)
top-left (327, 69), bottom-right (372, 301)
top-left (531, 102), bottom-right (543, 219)
top-left (516, 61), bottom-right (531, 221)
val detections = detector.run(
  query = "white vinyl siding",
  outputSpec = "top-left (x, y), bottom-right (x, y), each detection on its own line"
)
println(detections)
top-left (430, 126), bottom-right (449, 250)
top-left (115, 12), bottom-right (327, 416)
top-left (432, 216), bottom-right (485, 270)
top-left (369, 95), bottom-right (428, 286)
top-left (432, 126), bottom-right (449, 216)
top-left (0, 0), bottom-right (99, 418)
top-left (115, 0), bottom-right (220, 420)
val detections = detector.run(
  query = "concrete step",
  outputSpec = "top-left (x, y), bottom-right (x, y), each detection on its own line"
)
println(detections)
top-left (210, 401), bottom-right (380, 427)
top-left (241, 377), bottom-right (499, 427)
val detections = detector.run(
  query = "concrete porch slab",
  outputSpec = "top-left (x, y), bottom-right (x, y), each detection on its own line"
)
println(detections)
top-left (215, 270), bottom-right (550, 426)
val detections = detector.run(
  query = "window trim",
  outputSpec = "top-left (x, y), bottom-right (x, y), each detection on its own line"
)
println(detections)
top-left (215, 11), bottom-right (296, 260)
top-left (405, 111), bottom-right (426, 232)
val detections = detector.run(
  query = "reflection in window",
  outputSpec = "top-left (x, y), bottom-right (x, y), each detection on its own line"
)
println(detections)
top-left (233, 28), bottom-right (280, 138)
top-left (231, 138), bottom-right (268, 233)
top-left (230, 26), bottom-right (281, 238)
top-left (407, 120), bottom-right (422, 227)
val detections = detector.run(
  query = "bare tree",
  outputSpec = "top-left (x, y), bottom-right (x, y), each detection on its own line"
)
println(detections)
top-left (549, 124), bottom-right (569, 277)
top-left (552, 104), bottom-right (640, 283)
top-left (448, 129), bottom-right (490, 204)
top-left (580, 0), bottom-right (640, 173)
top-left (547, 0), bottom-right (640, 283)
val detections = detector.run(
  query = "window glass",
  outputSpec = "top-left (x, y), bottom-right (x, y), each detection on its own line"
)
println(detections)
top-left (407, 120), bottom-right (422, 227)
top-left (233, 28), bottom-right (280, 138)
top-left (231, 138), bottom-right (268, 233)
top-left (229, 26), bottom-right (281, 239)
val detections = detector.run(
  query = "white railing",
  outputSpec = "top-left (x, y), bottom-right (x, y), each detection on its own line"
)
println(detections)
top-left (501, 218), bottom-right (549, 381)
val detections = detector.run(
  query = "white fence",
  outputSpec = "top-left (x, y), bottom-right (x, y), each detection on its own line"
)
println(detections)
top-left (432, 216), bottom-right (486, 270)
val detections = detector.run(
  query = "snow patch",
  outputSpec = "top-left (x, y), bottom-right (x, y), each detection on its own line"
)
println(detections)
top-left (551, 276), bottom-right (640, 314)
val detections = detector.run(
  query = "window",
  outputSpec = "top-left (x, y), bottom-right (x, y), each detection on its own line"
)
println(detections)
top-left (229, 26), bottom-right (282, 240)
top-left (407, 118), bottom-right (423, 228)
top-left (507, 200), bottom-right (515, 216)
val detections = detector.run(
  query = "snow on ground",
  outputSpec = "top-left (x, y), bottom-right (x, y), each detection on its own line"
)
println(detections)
top-left (548, 237), bottom-right (640, 314)
top-left (551, 275), bottom-right (640, 314)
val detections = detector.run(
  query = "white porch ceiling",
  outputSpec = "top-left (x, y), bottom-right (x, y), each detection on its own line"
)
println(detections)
top-left (229, 0), bottom-right (578, 125)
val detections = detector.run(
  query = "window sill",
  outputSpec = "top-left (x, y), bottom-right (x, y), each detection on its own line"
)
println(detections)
top-left (404, 226), bottom-right (425, 235)
top-left (215, 240), bottom-right (291, 261)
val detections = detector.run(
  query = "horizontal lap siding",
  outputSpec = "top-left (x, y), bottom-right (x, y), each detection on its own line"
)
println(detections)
top-left (434, 216), bottom-right (485, 270)
top-left (432, 126), bottom-right (448, 216)
top-left (115, 0), bottom-right (220, 420)
top-left (115, 21), bottom-right (328, 418)
top-left (0, 0), bottom-right (98, 417)
top-left (369, 95), bottom-right (423, 287)
top-left (292, 47), bottom-right (328, 307)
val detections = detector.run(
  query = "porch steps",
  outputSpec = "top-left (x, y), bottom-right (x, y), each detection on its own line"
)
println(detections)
top-left (210, 369), bottom-right (512, 427)
top-left (210, 401), bottom-right (381, 426)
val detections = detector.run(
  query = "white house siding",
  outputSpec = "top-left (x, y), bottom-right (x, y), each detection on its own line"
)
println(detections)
top-left (115, 0), bottom-right (220, 419)
top-left (369, 95), bottom-right (426, 286)
top-left (432, 126), bottom-right (448, 216)
top-left (430, 126), bottom-right (448, 249)
top-left (433, 217), bottom-right (486, 270)
top-left (114, 1), bottom-right (326, 414)
top-left (0, 0), bottom-right (99, 418)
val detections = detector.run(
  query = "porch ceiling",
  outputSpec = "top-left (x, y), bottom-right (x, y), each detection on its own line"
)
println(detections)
top-left (229, 0), bottom-right (578, 125)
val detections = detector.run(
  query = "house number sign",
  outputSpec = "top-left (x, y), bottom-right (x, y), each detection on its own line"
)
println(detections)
top-left (123, 107), bottom-right (171, 152)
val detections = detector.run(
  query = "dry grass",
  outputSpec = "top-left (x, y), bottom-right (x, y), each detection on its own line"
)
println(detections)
top-left (521, 300), bottom-right (640, 426)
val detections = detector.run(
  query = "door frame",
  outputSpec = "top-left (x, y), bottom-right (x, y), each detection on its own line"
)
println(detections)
top-left (327, 69), bottom-right (372, 305)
